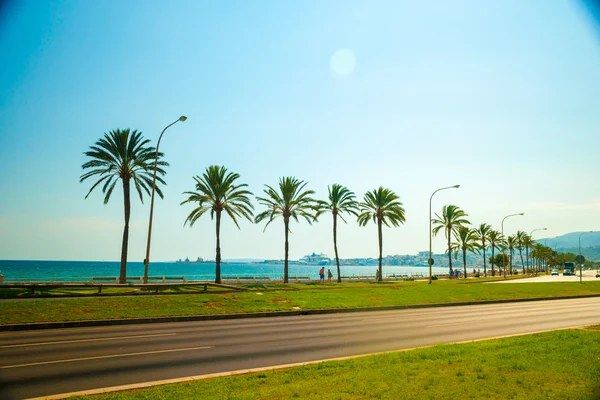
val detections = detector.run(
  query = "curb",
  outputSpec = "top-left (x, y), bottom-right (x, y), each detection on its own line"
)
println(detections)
top-left (2, 293), bottom-right (600, 332)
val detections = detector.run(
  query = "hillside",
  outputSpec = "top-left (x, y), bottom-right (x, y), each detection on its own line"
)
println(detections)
top-left (536, 231), bottom-right (600, 261)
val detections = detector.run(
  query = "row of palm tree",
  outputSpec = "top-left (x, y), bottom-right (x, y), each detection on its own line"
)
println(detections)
top-left (431, 205), bottom-right (541, 279)
top-left (80, 130), bottom-right (406, 284)
top-left (182, 170), bottom-right (406, 284)
top-left (80, 129), bottom-right (557, 285)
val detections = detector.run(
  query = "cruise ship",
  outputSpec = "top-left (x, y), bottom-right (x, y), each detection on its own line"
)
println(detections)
top-left (299, 253), bottom-right (331, 265)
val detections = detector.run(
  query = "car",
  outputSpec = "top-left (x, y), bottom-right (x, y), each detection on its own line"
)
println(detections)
top-left (596, 272), bottom-right (600, 278)
top-left (551, 270), bottom-right (559, 276)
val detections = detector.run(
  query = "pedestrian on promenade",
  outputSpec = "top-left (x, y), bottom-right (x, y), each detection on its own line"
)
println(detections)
top-left (319, 267), bottom-right (325, 282)
top-left (327, 269), bottom-right (333, 282)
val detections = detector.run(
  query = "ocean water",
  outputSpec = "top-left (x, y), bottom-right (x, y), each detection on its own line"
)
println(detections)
top-left (0, 260), bottom-right (451, 282)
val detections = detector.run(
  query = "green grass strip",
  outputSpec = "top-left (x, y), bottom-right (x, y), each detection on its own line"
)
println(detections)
top-left (73, 329), bottom-right (600, 400)
top-left (1, 280), bottom-right (599, 325)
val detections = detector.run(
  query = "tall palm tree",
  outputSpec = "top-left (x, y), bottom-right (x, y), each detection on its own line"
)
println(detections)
top-left (487, 230), bottom-right (505, 277)
top-left (317, 184), bottom-right (359, 283)
top-left (507, 235), bottom-right (517, 275)
top-left (450, 227), bottom-right (480, 278)
top-left (473, 223), bottom-right (491, 277)
top-left (432, 205), bottom-right (470, 275)
top-left (522, 234), bottom-right (535, 274)
top-left (515, 231), bottom-right (528, 274)
top-left (357, 187), bottom-right (406, 282)
top-left (255, 177), bottom-right (318, 283)
top-left (81, 129), bottom-right (167, 284)
top-left (181, 166), bottom-right (254, 284)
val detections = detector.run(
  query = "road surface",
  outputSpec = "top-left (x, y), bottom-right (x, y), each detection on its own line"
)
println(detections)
top-left (1, 297), bottom-right (599, 399)
top-left (492, 269), bottom-right (600, 283)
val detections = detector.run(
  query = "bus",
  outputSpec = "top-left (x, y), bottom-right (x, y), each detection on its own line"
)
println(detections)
top-left (563, 262), bottom-right (576, 276)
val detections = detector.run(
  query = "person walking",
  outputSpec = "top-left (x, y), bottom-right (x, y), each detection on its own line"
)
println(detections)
top-left (327, 269), bottom-right (333, 282)
top-left (319, 267), bottom-right (325, 282)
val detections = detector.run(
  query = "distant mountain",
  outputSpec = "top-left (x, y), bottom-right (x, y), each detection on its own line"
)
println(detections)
top-left (536, 231), bottom-right (600, 261)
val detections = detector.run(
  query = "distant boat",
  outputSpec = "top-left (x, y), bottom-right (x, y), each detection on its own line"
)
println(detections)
top-left (299, 253), bottom-right (331, 266)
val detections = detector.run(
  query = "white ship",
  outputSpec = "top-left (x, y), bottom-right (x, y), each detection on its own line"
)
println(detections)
top-left (299, 253), bottom-right (331, 266)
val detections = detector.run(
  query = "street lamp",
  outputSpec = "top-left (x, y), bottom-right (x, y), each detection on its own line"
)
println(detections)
top-left (578, 231), bottom-right (592, 284)
top-left (143, 116), bottom-right (187, 284)
top-left (530, 228), bottom-right (547, 236)
top-left (501, 213), bottom-right (524, 278)
top-left (428, 184), bottom-right (460, 284)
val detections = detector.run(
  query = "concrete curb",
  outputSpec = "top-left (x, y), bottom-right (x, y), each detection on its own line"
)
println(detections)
top-left (2, 293), bottom-right (600, 332)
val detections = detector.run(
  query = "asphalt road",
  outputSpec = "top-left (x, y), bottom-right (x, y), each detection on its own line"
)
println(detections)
top-left (1, 297), bottom-right (599, 399)
top-left (493, 269), bottom-right (600, 283)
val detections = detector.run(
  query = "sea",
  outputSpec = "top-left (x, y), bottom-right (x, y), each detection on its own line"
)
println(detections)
top-left (0, 260), bottom-right (451, 282)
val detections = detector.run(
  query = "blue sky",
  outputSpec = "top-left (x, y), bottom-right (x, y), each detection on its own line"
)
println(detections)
top-left (1, 0), bottom-right (599, 262)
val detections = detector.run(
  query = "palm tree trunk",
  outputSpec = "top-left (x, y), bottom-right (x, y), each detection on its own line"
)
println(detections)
top-left (491, 246), bottom-right (495, 277)
top-left (119, 179), bottom-right (131, 284)
top-left (447, 226), bottom-right (453, 275)
top-left (333, 214), bottom-right (341, 283)
top-left (378, 217), bottom-right (383, 282)
top-left (215, 211), bottom-right (222, 284)
top-left (509, 251), bottom-right (513, 275)
top-left (462, 248), bottom-right (467, 279)
top-left (525, 247), bottom-right (530, 274)
top-left (284, 219), bottom-right (289, 284)
top-left (519, 249), bottom-right (525, 274)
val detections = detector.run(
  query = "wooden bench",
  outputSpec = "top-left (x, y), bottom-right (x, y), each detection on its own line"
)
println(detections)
top-left (288, 276), bottom-right (311, 283)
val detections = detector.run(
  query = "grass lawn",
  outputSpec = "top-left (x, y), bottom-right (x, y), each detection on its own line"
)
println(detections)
top-left (1, 280), bottom-right (599, 325)
top-left (72, 328), bottom-right (600, 400)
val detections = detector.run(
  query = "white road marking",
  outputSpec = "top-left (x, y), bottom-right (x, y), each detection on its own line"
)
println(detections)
top-left (1, 333), bottom-right (176, 348)
top-left (1, 345), bottom-right (212, 369)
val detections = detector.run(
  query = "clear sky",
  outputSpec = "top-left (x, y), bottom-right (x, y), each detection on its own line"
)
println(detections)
top-left (1, 0), bottom-right (599, 262)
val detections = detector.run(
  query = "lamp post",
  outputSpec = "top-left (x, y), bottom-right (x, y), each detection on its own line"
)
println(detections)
top-left (530, 228), bottom-right (547, 237)
top-left (143, 116), bottom-right (187, 284)
top-left (529, 228), bottom-right (547, 273)
top-left (578, 231), bottom-right (592, 284)
top-left (501, 213), bottom-right (524, 278)
top-left (428, 185), bottom-right (460, 284)
top-left (552, 237), bottom-right (560, 273)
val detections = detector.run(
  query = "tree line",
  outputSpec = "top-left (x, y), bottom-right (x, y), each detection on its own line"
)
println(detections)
top-left (80, 129), bottom-right (564, 284)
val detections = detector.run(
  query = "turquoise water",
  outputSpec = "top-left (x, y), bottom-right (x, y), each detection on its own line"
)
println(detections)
top-left (0, 260), bottom-right (451, 282)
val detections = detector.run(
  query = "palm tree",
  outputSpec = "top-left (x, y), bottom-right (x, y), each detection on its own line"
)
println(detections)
top-left (357, 187), bottom-right (406, 282)
top-left (318, 184), bottom-right (359, 283)
top-left (487, 230), bottom-right (505, 277)
top-left (255, 177), bottom-right (319, 283)
top-left (507, 235), bottom-right (517, 275)
top-left (450, 227), bottom-right (480, 278)
top-left (432, 205), bottom-right (470, 276)
top-left (81, 129), bottom-right (167, 284)
top-left (515, 231), bottom-right (528, 274)
top-left (181, 166), bottom-right (254, 284)
top-left (522, 234), bottom-right (535, 274)
top-left (473, 223), bottom-right (491, 277)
